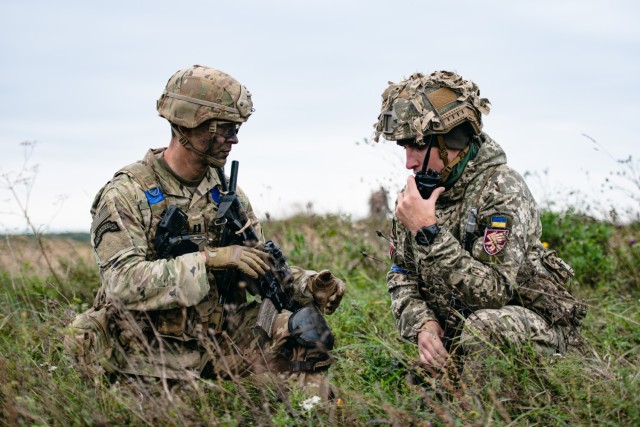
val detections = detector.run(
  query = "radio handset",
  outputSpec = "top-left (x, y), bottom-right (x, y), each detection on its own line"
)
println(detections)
top-left (414, 135), bottom-right (442, 199)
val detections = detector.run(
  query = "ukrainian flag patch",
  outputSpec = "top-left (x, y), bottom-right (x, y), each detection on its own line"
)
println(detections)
top-left (490, 215), bottom-right (508, 229)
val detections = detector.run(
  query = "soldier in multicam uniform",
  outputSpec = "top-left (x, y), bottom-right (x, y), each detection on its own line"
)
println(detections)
top-left (373, 71), bottom-right (586, 372)
top-left (64, 65), bottom-right (345, 400)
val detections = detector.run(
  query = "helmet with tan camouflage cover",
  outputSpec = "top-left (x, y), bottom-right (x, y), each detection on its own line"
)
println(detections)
top-left (374, 71), bottom-right (491, 147)
top-left (157, 65), bottom-right (253, 128)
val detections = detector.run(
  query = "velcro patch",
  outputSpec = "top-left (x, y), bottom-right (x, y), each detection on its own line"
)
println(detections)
top-left (483, 229), bottom-right (509, 255)
top-left (426, 88), bottom-right (458, 110)
top-left (490, 215), bottom-right (508, 229)
top-left (94, 220), bottom-right (121, 248)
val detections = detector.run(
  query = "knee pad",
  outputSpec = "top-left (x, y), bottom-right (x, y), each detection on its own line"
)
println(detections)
top-left (63, 307), bottom-right (114, 374)
top-left (288, 306), bottom-right (334, 351)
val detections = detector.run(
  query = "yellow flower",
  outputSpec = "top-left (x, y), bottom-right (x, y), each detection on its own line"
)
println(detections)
top-left (542, 241), bottom-right (549, 249)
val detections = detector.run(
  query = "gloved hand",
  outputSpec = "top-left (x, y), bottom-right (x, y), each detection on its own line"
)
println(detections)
top-left (203, 245), bottom-right (270, 279)
top-left (309, 270), bottom-right (345, 314)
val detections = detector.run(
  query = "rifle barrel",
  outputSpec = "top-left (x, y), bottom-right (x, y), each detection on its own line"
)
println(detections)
top-left (228, 160), bottom-right (239, 193)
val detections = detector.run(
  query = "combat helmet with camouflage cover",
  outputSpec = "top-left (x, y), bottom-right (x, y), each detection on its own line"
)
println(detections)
top-left (157, 65), bottom-right (253, 128)
top-left (156, 65), bottom-right (254, 168)
top-left (374, 70), bottom-right (490, 148)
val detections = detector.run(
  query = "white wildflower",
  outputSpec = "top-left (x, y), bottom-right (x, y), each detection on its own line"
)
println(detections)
top-left (300, 395), bottom-right (321, 411)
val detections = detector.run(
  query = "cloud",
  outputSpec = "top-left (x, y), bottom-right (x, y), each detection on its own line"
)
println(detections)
top-left (2, 0), bottom-right (639, 231)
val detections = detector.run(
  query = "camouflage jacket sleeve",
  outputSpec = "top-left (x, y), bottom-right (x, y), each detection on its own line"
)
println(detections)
top-left (389, 165), bottom-right (538, 339)
top-left (288, 266), bottom-right (345, 309)
top-left (412, 166), bottom-right (537, 317)
top-left (288, 266), bottom-right (318, 307)
top-left (91, 174), bottom-right (209, 312)
top-left (388, 215), bottom-right (439, 342)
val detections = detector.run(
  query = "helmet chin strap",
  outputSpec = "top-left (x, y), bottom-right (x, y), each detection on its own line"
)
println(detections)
top-left (418, 134), bottom-right (435, 175)
top-left (420, 134), bottom-right (470, 183)
top-left (172, 125), bottom-right (225, 169)
top-left (437, 134), bottom-right (471, 182)
top-left (436, 135), bottom-right (449, 168)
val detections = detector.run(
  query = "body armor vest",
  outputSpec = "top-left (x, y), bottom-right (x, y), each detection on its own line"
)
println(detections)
top-left (106, 160), bottom-right (231, 341)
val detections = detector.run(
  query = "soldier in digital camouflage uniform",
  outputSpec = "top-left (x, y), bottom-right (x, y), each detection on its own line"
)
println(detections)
top-left (373, 71), bottom-right (586, 373)
top-left (64, 65), bottom-right (345, 400)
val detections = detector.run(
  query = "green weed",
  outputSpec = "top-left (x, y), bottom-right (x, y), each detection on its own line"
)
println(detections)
top-left (0, 214), bottom-right (639, 425)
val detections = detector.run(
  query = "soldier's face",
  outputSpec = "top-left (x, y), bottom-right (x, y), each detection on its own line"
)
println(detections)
top-left (190, 123), bottom-right (239, 165)
top-left (404, 146), bottom-right (444, 174)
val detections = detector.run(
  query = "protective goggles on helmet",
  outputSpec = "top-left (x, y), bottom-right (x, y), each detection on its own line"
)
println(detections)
top-left (209, 121), bottom-right (241, 139)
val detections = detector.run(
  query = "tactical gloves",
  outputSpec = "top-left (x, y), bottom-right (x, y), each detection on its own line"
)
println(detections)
top-left (308, 270), bottom-right (346, 314)
top-left (203, 245), bottom-right (269, 278)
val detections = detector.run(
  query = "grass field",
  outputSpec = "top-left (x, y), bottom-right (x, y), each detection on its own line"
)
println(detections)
top-left (1, 211), bottom-right (639, 426)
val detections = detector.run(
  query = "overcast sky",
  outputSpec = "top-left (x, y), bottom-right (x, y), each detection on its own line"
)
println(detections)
top-left (1, 0), bottom-right (639, 233)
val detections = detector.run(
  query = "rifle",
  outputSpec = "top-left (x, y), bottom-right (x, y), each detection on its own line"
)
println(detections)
top-left (214, 160), bottom-right (294, 335)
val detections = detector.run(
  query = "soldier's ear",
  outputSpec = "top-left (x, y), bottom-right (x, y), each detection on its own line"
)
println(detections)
top-left (179, 126), bottom-right (193, 137)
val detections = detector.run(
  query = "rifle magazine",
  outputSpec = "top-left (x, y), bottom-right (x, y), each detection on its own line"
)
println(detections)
top-left (256, 299), bottom-right (279, 338)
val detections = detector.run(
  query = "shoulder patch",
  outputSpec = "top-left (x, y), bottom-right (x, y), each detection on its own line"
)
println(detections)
top-left (490, 215), bottom-right (508, 229)
top-left (94, 220), bottom-right (121, 248)
top-left (144, 187), bottom-right (165, 205)
top-left (210, 186), bottom-right (221, 204)
top-left (483, 229), bottom-right (509, 255)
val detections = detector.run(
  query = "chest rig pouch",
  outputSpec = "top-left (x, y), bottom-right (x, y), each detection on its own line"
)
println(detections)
top-left (117, 161), bottom-right (224, 340)
top-left (454, 164), bottom-right (586, 344)
top-left (515, 249), bottom-right (587, 330)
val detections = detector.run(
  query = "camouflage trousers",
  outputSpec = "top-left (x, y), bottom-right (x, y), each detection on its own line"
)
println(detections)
top-left (202, 301), bottom-right (332, 400)
top-left (451, 305), bottom-right (583, 386)
top-left (64, 301), bottom-right (333, 400)
top-left (458, 305), bottom-right (567, 357)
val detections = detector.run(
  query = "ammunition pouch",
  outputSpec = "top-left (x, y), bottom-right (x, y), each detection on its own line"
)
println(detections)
top-left (541, 250), bottom-right (575, 286)
top-left (514, 250), bottom-right (587, 329)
